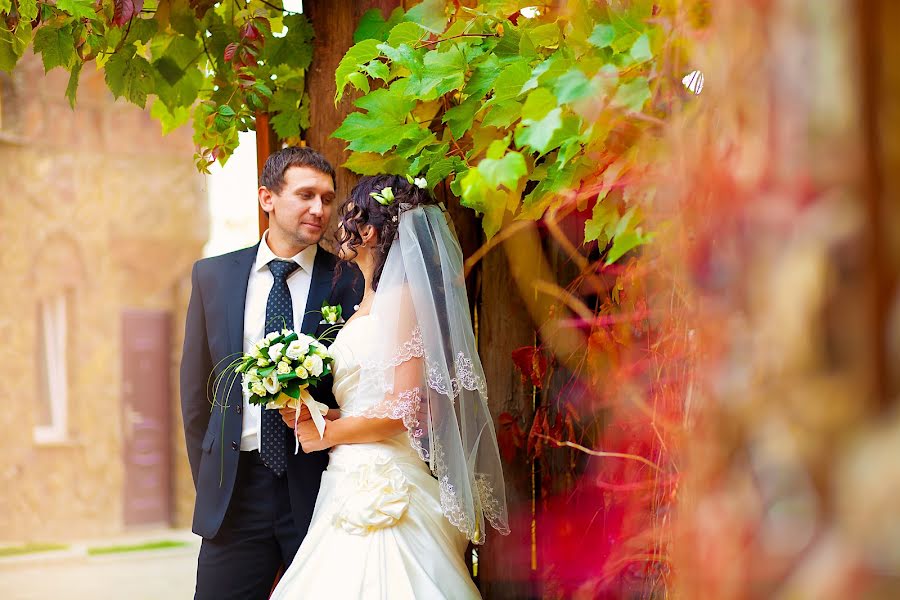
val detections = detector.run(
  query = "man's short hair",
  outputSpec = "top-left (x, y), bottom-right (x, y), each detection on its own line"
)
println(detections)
top-left (259, 146), bottom-right (336, 193)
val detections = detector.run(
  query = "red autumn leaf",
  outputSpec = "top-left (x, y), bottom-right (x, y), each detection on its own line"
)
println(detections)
top-left (526, 407), bottom-right (550, 459)
top-left (223, 42), bottom-right (238, 62)
top-left (240, 22), bottom-right (260, 41)
top-left (111, 0), bottom-right (143, 26)
top-left (496, 412), bottom-right (525, 464)
top-left (511, 346), bottom-right (548, 389)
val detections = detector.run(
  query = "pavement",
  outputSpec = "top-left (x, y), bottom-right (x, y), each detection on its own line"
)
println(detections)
top-left (0, 529), bottom-right (200, 600)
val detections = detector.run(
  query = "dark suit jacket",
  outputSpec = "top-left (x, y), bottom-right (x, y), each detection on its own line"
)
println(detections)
top-left (180, 243), bottom-right (363, 539)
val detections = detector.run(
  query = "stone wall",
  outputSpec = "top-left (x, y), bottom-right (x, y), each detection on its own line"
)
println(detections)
top-left (0, 53), bottom-right (206, 541)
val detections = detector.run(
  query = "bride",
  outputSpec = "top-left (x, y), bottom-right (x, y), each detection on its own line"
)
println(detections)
top-left (270, 175), bottom-right (509, 599)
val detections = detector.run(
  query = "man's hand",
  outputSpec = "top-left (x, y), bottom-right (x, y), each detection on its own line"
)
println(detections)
top-left (279, 405), bottom-right (312, 428)
top-left (294, 418), bottom-right (333, 453)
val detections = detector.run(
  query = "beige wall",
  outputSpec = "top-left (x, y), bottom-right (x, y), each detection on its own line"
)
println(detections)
top-left (0, 53), bottom-right (206, 541)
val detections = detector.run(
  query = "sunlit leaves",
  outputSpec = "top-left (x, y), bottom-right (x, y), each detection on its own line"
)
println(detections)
top-left (33, 24), bottom-right (77, 72)
top-left (105, 50), bottom-right (154, 108)
top-left (334, 39), bottom-right (382, 103)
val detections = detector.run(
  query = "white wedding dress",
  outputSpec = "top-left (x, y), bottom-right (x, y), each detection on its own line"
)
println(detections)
top-left (270, 315), bottom-right (481, 600)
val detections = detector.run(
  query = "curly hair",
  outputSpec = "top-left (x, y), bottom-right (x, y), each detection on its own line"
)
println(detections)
top-left (336, 175), bottom-right (440, 291)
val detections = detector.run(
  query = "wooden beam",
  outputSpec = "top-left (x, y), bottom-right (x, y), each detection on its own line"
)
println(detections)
top-left (255, 111), bottom-right (280, 238)
top-left (302, 0), bottom-right (400, 208)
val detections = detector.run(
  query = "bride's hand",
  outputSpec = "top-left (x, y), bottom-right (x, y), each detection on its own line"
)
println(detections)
top-left (295, 418), bottom-right (333, 453)
top-left (279, 405), bottom-right (312, 427)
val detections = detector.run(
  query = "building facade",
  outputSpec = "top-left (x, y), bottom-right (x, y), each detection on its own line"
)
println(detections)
top-left (0, 53), bottom-right (206, 540)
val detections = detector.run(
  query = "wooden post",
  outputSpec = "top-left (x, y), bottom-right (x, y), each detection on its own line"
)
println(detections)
top-left (302, 0), bottom-right (399, 204)
top-left (255, 111), bottom-right (280, 236)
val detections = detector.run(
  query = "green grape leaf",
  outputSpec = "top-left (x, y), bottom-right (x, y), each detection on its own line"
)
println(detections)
top-left (150, 98), bottom-right (191, 135)
top-left (33, 24), bottom-right (77, 73)
top-left (588, 23), bottom-right (615, 48)
top-left (612, 77), bottom-right (651, 112)
top-left (630, 33), bottom-right (652, 62)
top-left (553, 68), bottom-right (592, 104)
top-left (18, 0), bottom-right (39, 21)
top-left (266, 14), bottom-right (314, 69)
top-left (334, 39), bottom-right (382, 103)
top-left (65, 62), bottom-right (81, 108)
top-left (387, 21), bottom-right (427, 48)
top-left (105, 51), bottom-right (154, 108)
top-left (343, 152), bottom-right (410, 175)
top-left (405, 47), bottom-right (466, 99)
top-left (403, 0), bottom-right (447, 34)
top-left (0, 22), bottom-right (32, 72)
top-left (56, 0), bottom-right (97, 19)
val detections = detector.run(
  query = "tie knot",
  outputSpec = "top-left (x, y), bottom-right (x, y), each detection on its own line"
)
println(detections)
top-left (268, 259), bottom-right (300, 280)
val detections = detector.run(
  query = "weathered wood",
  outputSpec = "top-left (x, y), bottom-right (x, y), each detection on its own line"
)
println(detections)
top-left (303, 0), bottom-right (399, 205)
top-left (255, 111), bottom-right (279, 236)
top-left (477, 229), bottom-right (540, 599)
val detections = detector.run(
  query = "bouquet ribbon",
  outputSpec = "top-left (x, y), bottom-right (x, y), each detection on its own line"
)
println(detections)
top-left (266, 385), bottom-right (330, 454)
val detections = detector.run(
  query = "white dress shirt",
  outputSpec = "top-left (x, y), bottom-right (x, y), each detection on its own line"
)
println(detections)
top-left (240, 232), bottom-right (318, 451)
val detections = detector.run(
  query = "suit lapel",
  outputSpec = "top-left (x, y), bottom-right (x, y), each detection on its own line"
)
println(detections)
top-left (300, 247), bottom-right (335, 335)
top-left (226, 244), bottom-right (259, 358)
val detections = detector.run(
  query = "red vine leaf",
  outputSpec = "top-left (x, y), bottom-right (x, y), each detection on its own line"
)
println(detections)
top-left (512, 346), bottom-right (548, 389)
top-left (223, 42), bottom-right (238, 63)
top-left (112, 0), bottom-right (144, 26)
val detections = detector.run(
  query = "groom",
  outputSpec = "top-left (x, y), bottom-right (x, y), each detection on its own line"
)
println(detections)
top-left (180, 146), bottom-right (363, 599)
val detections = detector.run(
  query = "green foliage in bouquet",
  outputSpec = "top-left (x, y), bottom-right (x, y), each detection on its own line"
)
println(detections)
top-left (0, 0), bottom-right (314, 171)
top-left (334, 0), bottom-right (698, 258)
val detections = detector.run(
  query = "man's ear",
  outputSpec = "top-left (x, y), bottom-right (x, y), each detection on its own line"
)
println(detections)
top-left (258, 186), bottom-right (273, 214)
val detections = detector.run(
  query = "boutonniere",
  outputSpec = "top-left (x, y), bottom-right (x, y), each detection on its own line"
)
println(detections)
top-left (319, 302), bottom-right (345, 325)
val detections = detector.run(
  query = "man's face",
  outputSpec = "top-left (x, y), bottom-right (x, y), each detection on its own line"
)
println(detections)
top-left (262, 165), bottom-right (335, 248)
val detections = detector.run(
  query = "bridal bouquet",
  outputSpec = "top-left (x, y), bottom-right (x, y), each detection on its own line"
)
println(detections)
top-left (235, 329), bottom-right (334, 449)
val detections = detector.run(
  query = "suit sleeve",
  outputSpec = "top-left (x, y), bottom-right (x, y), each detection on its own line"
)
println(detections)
top-left (180, 262), bottom-right (213, 488)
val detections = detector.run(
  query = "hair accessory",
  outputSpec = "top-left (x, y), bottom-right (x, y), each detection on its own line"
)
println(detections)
top-left (405, 174), bottom-right (428, 189)
top-left (370, 186), bottom-right (395, 206)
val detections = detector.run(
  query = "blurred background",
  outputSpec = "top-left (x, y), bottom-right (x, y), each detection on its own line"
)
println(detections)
top-left (0, 0), bottom-right (899, 599)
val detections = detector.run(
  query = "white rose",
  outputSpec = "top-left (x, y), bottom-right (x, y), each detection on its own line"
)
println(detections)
top-left (303, 354), bottom-right (324, 377)
top-left (285, 339), bottom-right (310, 360)
top-left (267, 343), bottom-right (285, 363)
top-left (263, 372), bottom-right (281, 395)
top-left (265, 332), bottom-right (279, 342)
top-left (294, 365), bottom-right (309, 380)
top-left (251, 381), bottom-right (267, 396)
top-left (281, 328), bottom-right (292, 336)
top-left (277, 360), bottom-right (292, 375)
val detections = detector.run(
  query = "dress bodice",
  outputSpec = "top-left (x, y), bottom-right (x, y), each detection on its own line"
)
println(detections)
top-left (326, 316), bottom-right (421, 465)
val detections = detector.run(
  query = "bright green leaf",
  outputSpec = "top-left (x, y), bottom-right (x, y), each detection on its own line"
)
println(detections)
top-left (490, 60), bottom-right (531, 103)
top-left (481, 100), bottom-right (522, 129)
top-left (150, 99), bottom-right (191, 135)
top-left (334, 39), bottom-right (382, 103)
top-left (403, 0), bottom-right (446, 33)
top-left (56, 0), bottom-right (97, 19)
top-left (612, 77), bottom-right (651, 112)
top-left (343, 152), bottom-right (410, 176)
top-left (630, 33), bottom-right (652, 62)
top-left (405, 47), bottom-right (466, 99)
top-left (553, 68), bottom-right (592, 104)
top-left (33, 24), bottom-right (77, 73)
top-left (0, 22), bottom-right (31, 72)
top-left (105, 51), bottom-right (154, 108)
top-left (521, 87), bottom-right (557, 121)
top-left (515, 107), bottom-right (563, 155)
top-left (588, 23), bottom-right (615, 48)
top-left (65, 62), bottom-right (81, 108)
top-left (18, 0), bottom-right (38, 21)
top-left (387, 21), bottom-right (427, 48)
